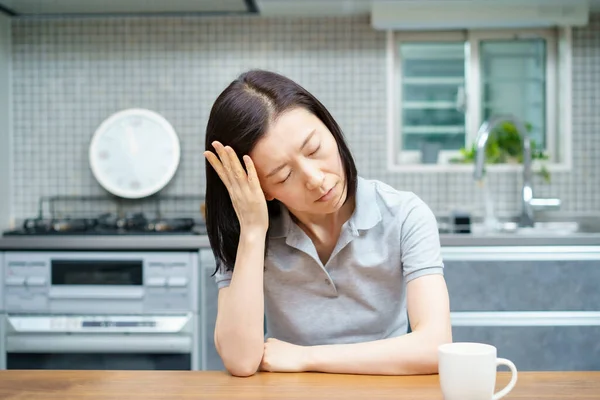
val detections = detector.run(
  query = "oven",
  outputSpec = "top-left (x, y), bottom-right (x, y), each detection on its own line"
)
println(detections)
top-left (2, 251), bottom-right (200, 371)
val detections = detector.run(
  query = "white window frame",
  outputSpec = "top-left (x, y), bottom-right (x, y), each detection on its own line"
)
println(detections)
top-left (386, 27), bottom-right (573, 173)
top-left (388, 30), bottom-right (468, 166)
top-left (467, 28), bottom-right (558, 162)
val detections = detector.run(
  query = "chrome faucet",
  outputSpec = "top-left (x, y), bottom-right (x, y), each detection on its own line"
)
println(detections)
top-left (473, 115), bottom-right (560, 228)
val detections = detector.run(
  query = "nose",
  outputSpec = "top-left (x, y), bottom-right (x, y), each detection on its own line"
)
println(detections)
top-left (303, 162), bottom-right (325, 191)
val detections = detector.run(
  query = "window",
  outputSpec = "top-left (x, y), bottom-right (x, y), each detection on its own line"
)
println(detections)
top-left (387, 28), bottom-right (570, 168)
top-left (399, 41), bottom-right (467, 151)
top-left (480, 40), bottom-right (547, 146)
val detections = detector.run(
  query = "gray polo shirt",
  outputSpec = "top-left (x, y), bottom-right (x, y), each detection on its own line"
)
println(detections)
top-left (214, 176), bottom-right (444, 346)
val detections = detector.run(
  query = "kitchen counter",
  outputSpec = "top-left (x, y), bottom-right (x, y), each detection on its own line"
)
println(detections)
top-left (1, 233), bottom-right (600, 250)
top-left (0, 371), bottom-right (598, 399)
top-left (439, 232), bottom-right (600, 247)
top-left (0, 234), bottom-right (212, 251)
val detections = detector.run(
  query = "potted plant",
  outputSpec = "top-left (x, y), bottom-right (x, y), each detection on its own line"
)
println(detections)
top-left (450, 121), bottom-right (551, 183)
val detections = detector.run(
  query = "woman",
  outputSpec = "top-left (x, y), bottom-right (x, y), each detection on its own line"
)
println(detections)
top-left (204, 69), bottom-right (452, 377)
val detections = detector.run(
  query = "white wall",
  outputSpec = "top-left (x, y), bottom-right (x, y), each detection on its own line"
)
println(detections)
top-left (0, 13), bottom-right (12, 230)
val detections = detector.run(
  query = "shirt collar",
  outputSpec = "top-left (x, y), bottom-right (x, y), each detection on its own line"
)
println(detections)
top-left (268, 176), bottom-right (382, 239)
top-left (349, 176), bottom-right (382, 232)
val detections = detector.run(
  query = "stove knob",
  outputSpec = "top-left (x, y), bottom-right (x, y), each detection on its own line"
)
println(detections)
top-left (26, 276), bottom-right (47, 286)
top-left (6, 276), bottom-right (26, 286)
top-left (147, 277), bottom-right (167, 287)
top-left (167, 277), bottom-right (188, 287)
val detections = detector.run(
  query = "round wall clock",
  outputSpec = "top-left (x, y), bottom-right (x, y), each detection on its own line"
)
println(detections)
top-left (89, 108), bottom-right (181, 199)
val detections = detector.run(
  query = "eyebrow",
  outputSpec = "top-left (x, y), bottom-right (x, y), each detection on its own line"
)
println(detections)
top-left (265, 129), bottom-right (317, 178)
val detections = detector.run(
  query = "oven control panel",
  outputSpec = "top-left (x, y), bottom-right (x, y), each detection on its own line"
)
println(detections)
top-left (3, 251), bottom-right (199, 314)
top-left (5, 259), bottom-right (47, 287)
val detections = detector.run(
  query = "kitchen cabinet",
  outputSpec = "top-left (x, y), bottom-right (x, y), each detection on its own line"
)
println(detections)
top-left (199, 245), bottom-right (600, 371)
top-left (452, 325), bottom-right (600, 371)
top-left (444, 256), bottom-right (600, 312)
top-left (443, 246), bottom-right (600, 371)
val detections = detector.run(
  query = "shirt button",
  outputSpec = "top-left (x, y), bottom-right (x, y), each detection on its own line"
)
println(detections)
top-left (324, 279), bottom-right (331, 285)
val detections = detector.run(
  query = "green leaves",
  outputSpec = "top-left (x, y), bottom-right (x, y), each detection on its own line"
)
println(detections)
top-left (450, 121), bottom-right (551, 183)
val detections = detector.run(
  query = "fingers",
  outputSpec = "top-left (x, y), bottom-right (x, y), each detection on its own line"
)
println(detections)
top-left (204, 150), bottom-right (230, 187)
top-left (243, 155), bottom-right (262, 192)
top-left (212, 142), bottom-right (235, 181)
top-left (225, 145), bottom-right (247, 186)
top-left (205, 141), bottom-right (255, 192)
top-left (206, 142), bottom-right (239, 189)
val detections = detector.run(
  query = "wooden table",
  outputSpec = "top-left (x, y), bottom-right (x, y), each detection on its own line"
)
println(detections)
top-left (0, 371), bottom-right (599, 399)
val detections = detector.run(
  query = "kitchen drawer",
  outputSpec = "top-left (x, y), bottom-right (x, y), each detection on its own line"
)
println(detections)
top-left (442, 247), bottom-right (600, 312)
top-left (452, 325), bottom-right (600, 371)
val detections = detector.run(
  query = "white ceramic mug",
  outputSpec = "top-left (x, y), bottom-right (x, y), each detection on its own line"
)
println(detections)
top-left (438, 342), bottom-right (518, 400)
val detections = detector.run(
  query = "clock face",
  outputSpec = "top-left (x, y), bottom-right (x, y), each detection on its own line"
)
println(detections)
top-left (89, 109), bottom-right (181, 199)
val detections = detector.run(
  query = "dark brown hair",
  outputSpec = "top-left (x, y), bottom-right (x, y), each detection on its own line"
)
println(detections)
top-left (204, 69), bottom-right (357, 274)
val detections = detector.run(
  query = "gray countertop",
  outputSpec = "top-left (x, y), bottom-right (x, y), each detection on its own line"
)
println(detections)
top-left (1, 233), bottom-right (600, 251)
top-left (439, 233), bottom-right (600, 247)
top-left (0, 235), bottom-right (212, 251)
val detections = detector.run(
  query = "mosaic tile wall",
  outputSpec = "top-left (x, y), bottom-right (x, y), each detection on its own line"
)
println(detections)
top-left (9, 13), bottom-right (600, 222)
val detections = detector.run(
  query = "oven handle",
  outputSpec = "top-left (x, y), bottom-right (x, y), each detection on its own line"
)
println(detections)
top-left (7, 334), bottom-right (192, 353)
top-left (48, 286), bottom-right (144, 300)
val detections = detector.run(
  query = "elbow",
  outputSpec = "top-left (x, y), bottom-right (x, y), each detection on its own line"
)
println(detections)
top-left (219, 343), bottom-right (263, 377)
top-left (215, 327), bottom-right (264, 377)
top-left (224, 358), bottom-right (261, 377)
top-left (216, 335), bottom-right (264, 377)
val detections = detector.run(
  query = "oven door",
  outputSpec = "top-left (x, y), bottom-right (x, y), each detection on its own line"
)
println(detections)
top-left (4, 314), bottom-right (198, 371)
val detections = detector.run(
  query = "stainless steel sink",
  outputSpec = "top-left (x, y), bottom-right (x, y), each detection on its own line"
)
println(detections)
top-left (485, 221), bottom-right (581, 235)
top-left (439, 213), bottom-right (600, 236)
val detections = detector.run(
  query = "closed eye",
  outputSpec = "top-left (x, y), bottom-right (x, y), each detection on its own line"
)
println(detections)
top-left (278, 171), bottom-right (292, 184)
top-left (309, 145), bottom-right (321, 156)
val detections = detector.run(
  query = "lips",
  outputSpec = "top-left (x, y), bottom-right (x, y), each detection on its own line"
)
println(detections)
top-left (316, 184), bottom-right (336, 202)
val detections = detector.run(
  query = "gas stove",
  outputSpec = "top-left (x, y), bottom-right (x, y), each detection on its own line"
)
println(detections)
top-left (2, 195), bottom-right (206, 236)
top-left (3, 213), bottom-right (205, 236)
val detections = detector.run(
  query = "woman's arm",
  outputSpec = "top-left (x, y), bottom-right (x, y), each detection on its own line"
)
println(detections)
top-left (261, 274), bottom-right (452, 375)
top-left (205, 143), bottom-right (270, 377)
top-left (307, 274), bottom-right (451, 374)
top-left (214, 229), bottom-right (267, 377)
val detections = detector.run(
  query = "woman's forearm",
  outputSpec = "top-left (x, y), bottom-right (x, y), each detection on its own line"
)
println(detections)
top-left (305, 329), bottom-right (451, 375)
top-left (214, 229), bottom-right (266, 376)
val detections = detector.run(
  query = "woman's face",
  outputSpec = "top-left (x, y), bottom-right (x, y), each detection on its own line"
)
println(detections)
top-left (250, 107), bottom-right (347, 215)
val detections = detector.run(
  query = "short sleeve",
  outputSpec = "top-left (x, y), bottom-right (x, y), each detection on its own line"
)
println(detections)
top-left (214, 259), bottom-right (233, 289)
top-left (400, 196), bottom-right (444, 282)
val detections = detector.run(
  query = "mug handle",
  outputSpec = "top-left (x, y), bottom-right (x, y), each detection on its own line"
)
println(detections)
top-left (492, 358), bottom-right (518, 400)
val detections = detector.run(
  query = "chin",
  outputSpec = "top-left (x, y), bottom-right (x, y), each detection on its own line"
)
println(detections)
top-left (326, 186), bottom-right (347, 212)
